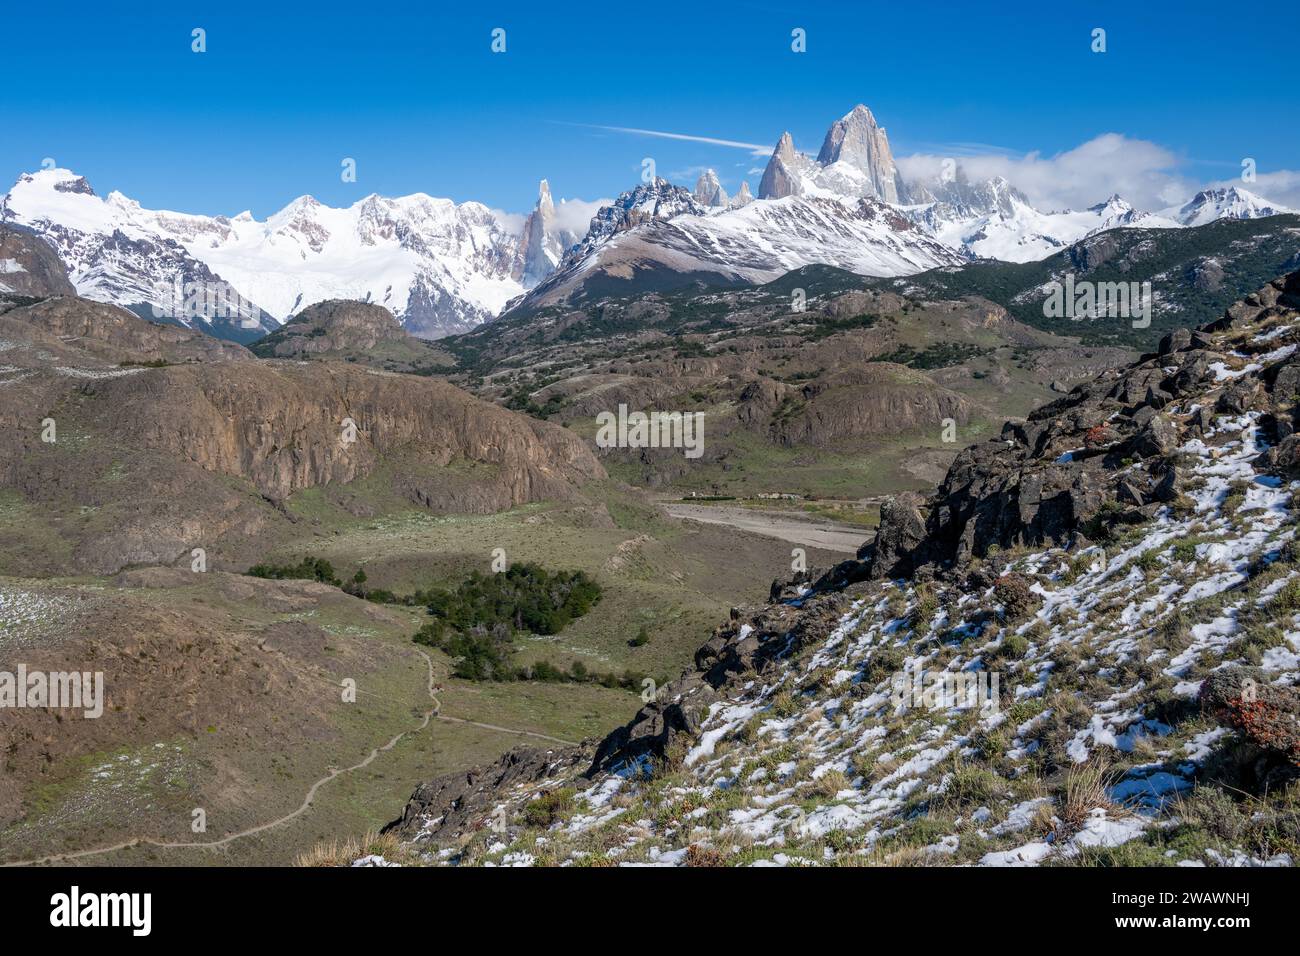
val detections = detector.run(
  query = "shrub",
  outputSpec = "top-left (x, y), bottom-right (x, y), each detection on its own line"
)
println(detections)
top-left (684, 844), bottom-right (727, 867)
top-left (520, 788), bottom-right (576, 828)
top-left (993, 573), bottom-right (1040, 622)
top-left (412, 564), bottom-right (602, 681)
top-left (908, 586), bottom-right (939, 632)
top-left (864, 646), bottom-right (906, 683)
top-left (247, 555), bottom-right (342, 587)
top-left (809, 769), bottom-right (850, 799)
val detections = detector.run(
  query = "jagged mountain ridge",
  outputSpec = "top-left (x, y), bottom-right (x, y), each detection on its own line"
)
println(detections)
top-left (504, 106), bottom-right (1292, 314)
top-left (511, 177), bottom-right (967, 313)
top-left (380, 271), bottom-right (1300, 868)
top-left (6, 107), bottom-right (1295, 341)
top-left (1, 169), bottom-right (580, 340)
top-left (1164, 186), bottom-right (1295, 228)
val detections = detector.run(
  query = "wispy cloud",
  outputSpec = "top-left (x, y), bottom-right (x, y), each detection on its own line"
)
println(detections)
top-left (557, 122), bottom-right (773, 157)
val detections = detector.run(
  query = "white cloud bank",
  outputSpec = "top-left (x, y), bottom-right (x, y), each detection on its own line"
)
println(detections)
top-left (897, 133), bottom-right (1298, 213)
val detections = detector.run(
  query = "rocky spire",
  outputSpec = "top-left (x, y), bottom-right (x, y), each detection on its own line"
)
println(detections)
top-left (518, 179), bottom-right (560, 286)
top-left (729, 181), bottom-right (753, 209)
top-left (758, 132), bottom-right (804, 200)
top-left (815, 104), bottom-right (906, 203)
top-left (693, 169), bottom-right (728, 208)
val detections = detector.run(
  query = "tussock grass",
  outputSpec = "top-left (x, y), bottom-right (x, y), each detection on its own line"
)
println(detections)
top-left (293, 829), bottom-right (407, 867)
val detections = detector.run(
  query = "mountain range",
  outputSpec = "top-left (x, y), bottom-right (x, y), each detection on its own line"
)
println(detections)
top-left (2, 105), bottom-right (1293, 341)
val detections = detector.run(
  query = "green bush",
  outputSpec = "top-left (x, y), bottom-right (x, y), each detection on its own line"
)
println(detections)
top-left (993, 573), bottom-right (1040, 622)
top-left (521, 788), bottom-right (576, 828)
top-left (411, 564), bottom-right (602, 682)
top-left (246, 555), bottom-right (341, 587)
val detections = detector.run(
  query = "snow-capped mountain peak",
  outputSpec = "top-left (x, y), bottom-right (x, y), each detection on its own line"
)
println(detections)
top-left (759, 105), bottom-right (907, 204)
top-left (1163, 186), bottom-right (1296, 227)
top-left (6, 106), bottom-right (1297, 341)
top-left (903, 163), bottom-right (1185, 262)
top-left (1, 168), bottom-right (580, 339)
top-left (814, 103), bottom-right (906, 203)
top-left (518, 179), bottom-right (584, 286)
top-left (693, 169), bottom-right (729, 208)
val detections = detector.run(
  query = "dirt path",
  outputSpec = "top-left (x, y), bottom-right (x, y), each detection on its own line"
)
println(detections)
top-left (3, 648), bottom-right (577, 867)
top-left (663, 502), bottom-right (870, 554)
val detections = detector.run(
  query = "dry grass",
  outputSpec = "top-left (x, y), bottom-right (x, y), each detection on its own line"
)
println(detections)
top-left (1059, 758), bottom-right (1125, 837)
top-left (684, 843), bottom-right (727, 867)
top-left (293, 829), bottom-right (408, 867)
top-left (809, 769), bottom-right (851, 799)
top-left (861, 844), bottom-right (933, 867)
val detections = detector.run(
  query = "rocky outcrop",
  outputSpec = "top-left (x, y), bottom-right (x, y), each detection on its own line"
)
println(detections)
top-left (0, 296), bottom-right (604, 573)
top-left (4, 295), bottom-right (251, 364)
top-left (763, 366), bottom-right (973, 448)
top-left (0, 223), bottom-right (75, 299)
top-left (862, 270), bottom-right (1300, 576)
top-left (250, 299), bottom-right (412, 357)
top-left (867, 491), bottom-right (928, 578)
top-left (383, 746), bottom-right (593, 840)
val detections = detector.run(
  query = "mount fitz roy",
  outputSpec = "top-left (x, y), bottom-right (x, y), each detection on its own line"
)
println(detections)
top-left (3, 105), bottom-right (1293, 341)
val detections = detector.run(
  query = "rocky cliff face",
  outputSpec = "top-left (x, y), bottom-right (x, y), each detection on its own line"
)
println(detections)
top-left (0, 223), bottom-right (75, 299)
top-left (814, 104), bottom-right (908, 203)
top-left (866, 270), bottom-right (1300, 578)
top-left (383, 271), bottom-right (1300, 868)
top-left (517, 180), bottom-right (584, 287)
top-left (693, 169), bottom-right (729, 208)
top-left (757, 131), bottom-right (812, 201)
top-left (758, 105), bottom-right (908, 203)
top-left (0, 294), bottom-right (604, 574)
top-left (737, 364), bottom-right (974, 448)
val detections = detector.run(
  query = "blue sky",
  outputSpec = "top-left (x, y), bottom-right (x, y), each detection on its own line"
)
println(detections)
top-left (2, 0), bottom-right (1296, 216)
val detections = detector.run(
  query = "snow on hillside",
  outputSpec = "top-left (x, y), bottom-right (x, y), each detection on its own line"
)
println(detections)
top-left (377, 277), bottom-right (1300, 867)
top-left (919, 192), bottom-right (1183, 262)
top-left (657, 194), bottom-right (965, 278)
top-left (399, 410), bottom-right (1297, 865)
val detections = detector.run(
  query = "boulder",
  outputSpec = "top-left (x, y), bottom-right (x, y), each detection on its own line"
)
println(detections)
top-left (869, 491), bottom-right (928, 578)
